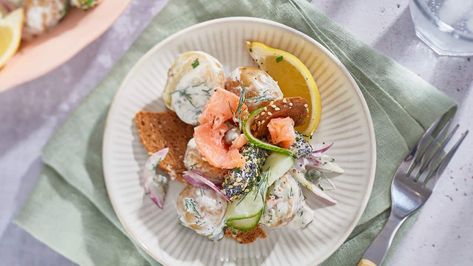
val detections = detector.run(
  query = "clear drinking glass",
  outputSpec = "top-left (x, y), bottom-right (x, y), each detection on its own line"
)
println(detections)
top-left (409, 0), bottom-right (473, 56)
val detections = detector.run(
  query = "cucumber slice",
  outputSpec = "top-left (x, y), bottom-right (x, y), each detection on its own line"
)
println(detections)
top-left (243, 108), bottom-right (295, 157)
top-left (225, 153), bottom-right (295, 231)
top-left (226, 211), bottom-right (262, 232)
top-left (225, 173), bottom-right (268, 231)
top-left (225, 185), bottom-right (264, 222)
top-left (262, 153), bottom-right (295, 187)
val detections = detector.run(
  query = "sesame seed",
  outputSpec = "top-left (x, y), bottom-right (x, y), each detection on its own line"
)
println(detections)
top-left (304, 104), bottom-right (308, 108)
top-left (274, 107), bottom-right (280, 111)
top-left (283, 98), bottom-right (288, 103)
top-left (267, 111), bottom-right (272, 116)
top-left (289, 102), bottom-right (293, 107)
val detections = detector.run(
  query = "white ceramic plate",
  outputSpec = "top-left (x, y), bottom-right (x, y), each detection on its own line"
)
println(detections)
top-left (103, 17), bottom-right (376, 266)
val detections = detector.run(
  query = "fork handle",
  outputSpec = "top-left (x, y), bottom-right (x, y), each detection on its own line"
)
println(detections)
top-left (358, 212), bottom-right (406, 266)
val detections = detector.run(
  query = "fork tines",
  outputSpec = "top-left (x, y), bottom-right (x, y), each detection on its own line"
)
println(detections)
top-left (407, 117), bottom-right (468, 189)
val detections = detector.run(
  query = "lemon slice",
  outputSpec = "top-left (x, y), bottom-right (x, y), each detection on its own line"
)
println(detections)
top-left (0, 8), bottom-right (24, 69)
top-left (247, 41), bottom-right (322, 136)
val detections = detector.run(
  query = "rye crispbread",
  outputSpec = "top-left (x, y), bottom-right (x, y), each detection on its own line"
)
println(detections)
top-left (134, 111), bottom-right (194, 182)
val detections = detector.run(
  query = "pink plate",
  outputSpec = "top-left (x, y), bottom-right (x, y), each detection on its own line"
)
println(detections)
top-left (0, 1), bottom-right (131, 91)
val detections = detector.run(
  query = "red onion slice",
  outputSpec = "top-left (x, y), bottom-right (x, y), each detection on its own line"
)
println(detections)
top-left (183, 171), bottom-right (229, 201)
top-left (142, 148), bottom-right (169, 209)
top-left (312, 142), bottom-right (333, 155)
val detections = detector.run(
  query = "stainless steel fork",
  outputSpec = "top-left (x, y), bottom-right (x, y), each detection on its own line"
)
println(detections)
top-left (358, 117), bottom-right (468, 266)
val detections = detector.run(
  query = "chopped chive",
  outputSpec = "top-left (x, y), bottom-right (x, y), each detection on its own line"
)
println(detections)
top-left (191, 58), bottom-right (199, 69)
top-left (275, 55), bottom-right (283, 63)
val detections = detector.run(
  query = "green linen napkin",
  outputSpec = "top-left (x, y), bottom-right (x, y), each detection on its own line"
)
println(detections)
top-left (15, 0), bottom-right (456, 265)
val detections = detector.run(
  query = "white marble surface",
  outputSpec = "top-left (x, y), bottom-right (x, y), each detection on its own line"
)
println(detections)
top-left (0, 0), bottom-right (472, 265)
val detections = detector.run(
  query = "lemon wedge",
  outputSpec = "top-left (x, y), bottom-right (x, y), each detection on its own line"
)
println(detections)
top-left (247, 41), bottom-right (322, 136)
top-left (0, 8), bottom-right (24, 69)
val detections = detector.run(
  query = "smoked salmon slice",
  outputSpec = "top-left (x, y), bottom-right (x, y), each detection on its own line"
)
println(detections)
top-left (267, 117), bottom-right (296, 148)
top-left (199, 88), bottom-right (244, 128)
top-left (194, 123), bottom-right (245, 169)
top-left (230, 134), bottom-right (248, 150)
top-left (194, 88), bottom-right (247, 169)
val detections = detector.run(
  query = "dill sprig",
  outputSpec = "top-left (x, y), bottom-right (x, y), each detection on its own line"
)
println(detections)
top-left (255, 171), bottom-right (269, 200)
top-left (234, 87), bottom-right (247, 130)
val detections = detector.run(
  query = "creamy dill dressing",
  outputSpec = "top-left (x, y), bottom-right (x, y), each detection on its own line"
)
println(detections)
top-left (170, 53), bottom-right (225, 125)
top-left (176, 186), bottom-right (227, 240)
top-left (171, 84), bottom-right (214, 125)
top-left (289, 203), bottom-right (314, 229)
top-left (24, 0), bottom-right (68, 36)
top-left (242, 70), bottom-right (281, 104)
top-left (260, 173), bottom-right (306, 227)
top-left (228, 67), bottom-right (283, 111)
